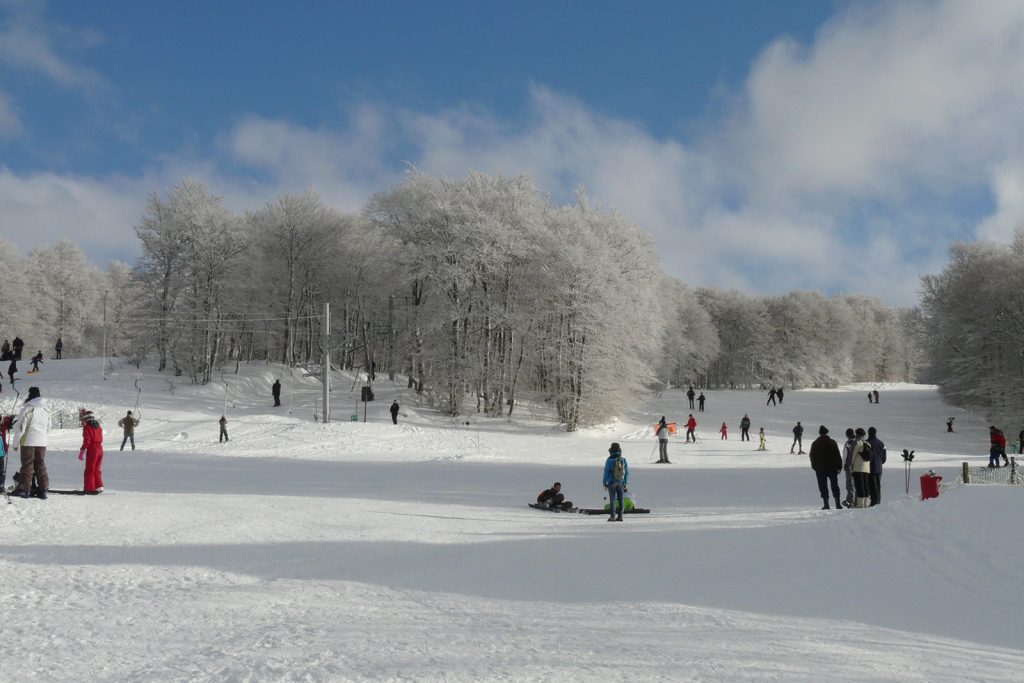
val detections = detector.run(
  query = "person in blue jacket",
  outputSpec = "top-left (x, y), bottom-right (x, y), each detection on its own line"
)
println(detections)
top-left (602, 442), bottom-right (629, 522)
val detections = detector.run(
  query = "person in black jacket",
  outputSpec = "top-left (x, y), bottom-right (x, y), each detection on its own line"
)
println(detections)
top-left (272, 379), bottom-right (281, 407)
top-left (739, 414), bottom-right (751, 441)
top-left (697, 392), bottom-right (706, 412)
top-left (537, 482), bottom-right (572, 510)
top-left (12, 336), bottom-right (24, 361)
top-left (686, 386), bottom-right (695, 409)
top-left (866, 426), bottom-right (887, 506)
top-left (809, 425), bottom-right (843, 510)
top-left (390, 400), bottom-right (400, 425)
top-left (766, 388), bottom-right (777, 406)
top-left (790, 421), bottom-right (804, 454)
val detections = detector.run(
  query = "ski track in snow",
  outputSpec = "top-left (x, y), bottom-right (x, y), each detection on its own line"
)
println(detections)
top-left (0, 359), bottom-right (1021, 681)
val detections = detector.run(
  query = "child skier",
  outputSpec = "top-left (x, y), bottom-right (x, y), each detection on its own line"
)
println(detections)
top-left (757, 427), bottom-right (767, 451)
top-left (720, 422), bottom-right (728, 440)
top-left (78, 408), bottom-right (104, 494)
top-left (29, 351), bottom-right (43, 373)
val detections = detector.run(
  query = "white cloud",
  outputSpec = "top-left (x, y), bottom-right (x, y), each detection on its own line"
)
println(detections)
top-left (977, 164), bottom-right (1024, 242)
top-left (0, 3), bottom-right (103, 89)
top-left (0, 89), bottom-right (21, 137)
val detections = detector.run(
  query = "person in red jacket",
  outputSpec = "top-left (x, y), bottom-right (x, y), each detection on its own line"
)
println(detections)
top-left (685, 414), bottom-right (698, 443)
top-left (78, 408), bottom-right (104, 494)
top-left (989, 425), bottom-right (1007, 468)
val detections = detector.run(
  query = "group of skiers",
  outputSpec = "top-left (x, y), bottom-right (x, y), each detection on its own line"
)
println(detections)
top-left (0, 337), bottom-right (58, 387)
top-left (685, 386), bottom-right (706, 411)
top-left (809, 425), bottom-right (887, 509)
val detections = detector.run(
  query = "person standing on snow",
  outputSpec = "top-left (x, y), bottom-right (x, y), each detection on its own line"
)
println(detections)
top-left (851, 427), bottom-right (872, 507)
top-left (686, 386), bottom-right (695, 410)
top-left (219, 415), bottom-right (229, 442)
top-left (697, 392), bottom-right (706, 412)
top-left (78, 408), bottom-right (104, 494)
top-left (739, 414), bottom-right (751, 441)
top-left (9, 386), bottom-right (49, 499)
top-left (720, 421), bottom-right (728, 440)
top-left (873, 389), bottom-right (879, 404)
top-left (757, 427), bottom-right (767, 451)
top-left (685, 414), bottom-right (698, 443)
top-left (390, 400), bottom-right (400, 425)
top-left (866, 426), bottom-right (887, 506)
top-left (656, 416), bottom-right (670, 463)
top-left (29, 351), bottom-right (43, 373)
top-left (602, 442), bottom-right (629, 522)
top-left (7, 358), bottom-right (17, 385)
top-left (776, 386), bottom-right (785, 404)
top-left (989, 425), bottom-right (1007, 468)
top-left (790, 421), bottom-right (805, 454)
top-left (12, 336), bottom-right (23, 360)
top-left (841, 428), bottom-right (857, 508)
top-left (766, 388), bottom-right (777, 406)
top-left (809, 425), bottom-right (843, 510)
top-left (55, 337), bottom-right (63, 360)
top-left (272, 379), bottom-right (281, 407)
top-left (118, 410), bottom-right (139, 451)
top-left (0, 339), bottom-right (10, 360)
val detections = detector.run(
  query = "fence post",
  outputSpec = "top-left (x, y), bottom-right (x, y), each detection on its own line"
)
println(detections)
top-left (962, 461), bottom-right (970, 484)
top-left (1012, 457), bottom-right (1017, 486)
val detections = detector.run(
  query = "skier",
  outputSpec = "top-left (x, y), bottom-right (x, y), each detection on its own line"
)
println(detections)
top-left (118, 410), bottom-right (139, 451)
top-left (685, 414), bottom-right (698, 443)
top-left (686, 386), bottom-right (695, 410)
top-left (390, 400), bottom-right (400, 425)
top-left (78, 408), bottom-right (104, 494)
top-left (697, 392), bottom-right (706, 412)
top-left (602, 442), bottom-right (628, 522)
top-left (851, 427), bottom-right (872, 507)
top-left (739, 413), bottom-right (751, 441)
top-left (809, 425), bottom-right (843, 510)
top-left (766, 388), bottom-right (777, 406)
top-left (219, 415), bottom-right (229, 442)
top-left (776, 386), bottom-right (784, 404)
top-left (656, 416), bottom-right (670, 463)
top-left (757, 427), bottom-right (767, 451)
top-left (272, 379), bottom-right (281, 407)
top-left (28, 351), bottom-right (43, 373)
top-left (0, 339), bottom-right (9, 360)
top-left (9, 386), bottom-right (49, 499)
top-left (536, 482), bottom-right (573, 511)
top-left (989, 425), bottom-right (1007, 468)
top-left (866, 426), bottom-right (887, 506)
top-left (790, 421), bottom-right (804, 454)
top-left (841, 428), bottom-right (856, 507)
top-left (946, 417), bottom-right (955, 433)
top-left (12, 336), bottom-right (23, 360)
top-left (54, 337), bottom-right (62, 360)
top-left (873, 389), bottom-right (879, 404)
top-left (719, 421), bottom-right (728, 440)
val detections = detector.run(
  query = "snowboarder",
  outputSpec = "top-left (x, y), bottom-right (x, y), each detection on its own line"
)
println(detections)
top-left (766, 388), bottom-right (777, 406)
top-left (809, 425), bottom-right (843, 510)
top-left (272, 379), bottom-right (281, 407)
top-left (118, 410), bottom-right (139, 451)
top-left (219, 415), bottom-right (229, 443)
top-left (390, 400), bottom-right (400, 425)
top-left (867, 426), bottom-right (887, 506)
top-left (656, 416), bottom-right (670, 463)
top-left (776, 386), bottom-right (784, 404)
top-left (78, 408), bottom-right (104, 494)
top-left (841, 428), bottom-right (857, 508)
top-left (851, 427), bottom-right (872, 507)
top-left (9, 386), bottom-right (49, 499)
top-left (989, 425), bottom-right (1007, 468)
top-left (28, 351), bottom-right (43, 373)
top-left (697, 392), bottom-right (706, 412)
top-left (720, 421), bottom-right (728, 440)
top-left (602, 442), bottom-right (628, 522)
top-left (54, 337), bottom-right (62, 360)
top-left (873, 389), bottom-right (879, 404)
top-left (757, 427), bottom-right (767, 451)
top-left (686, 386), bottom-right (695, 409)
top-left (739, 413), bottom-right (751, 441)
top-left (12, 336), bottom-right (23, 360)
top-left (790, 421), bottom-right (804, 454)
top-left (685, 414), bottom-right (698, 443)
top-left (0, 339), bottom-right (9, 360)
top-left (537, 482), bottom-right (573, 511)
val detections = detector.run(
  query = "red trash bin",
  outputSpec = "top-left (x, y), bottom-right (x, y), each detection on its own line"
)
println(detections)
top-left (920, 473), bottom-right (943, 500)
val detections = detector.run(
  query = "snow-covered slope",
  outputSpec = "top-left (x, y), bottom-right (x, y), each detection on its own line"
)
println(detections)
top-left (1, 359), bottom-right (1019, 681)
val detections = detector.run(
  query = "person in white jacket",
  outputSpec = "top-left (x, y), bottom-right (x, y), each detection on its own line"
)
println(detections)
top-left (10, 386), bottom-right (49, 499)
top-left (850, 427), bottom-right (872, 508)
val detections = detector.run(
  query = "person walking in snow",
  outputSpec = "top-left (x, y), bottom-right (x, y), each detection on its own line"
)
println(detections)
top-left (841, 428), bottom-right (857, 508)
top-left (766, 387), bottom-right (777, 406)
top-left (390, 400), bottom-right (400, 425)
top-left (776, 386), bottom-right (785, 404)
top-left (602, 442), bottom-right (629, 522)
top-left (272, 379), bottom-right (281, 407)
top-left (537, 482), bottom-right (573, 511)
top-left (697, 392), bottom-right (706, 412)
top-left (739, 414), bottom-right (751, 441)
top-left (29, 351), bottom-right (43, 373)
top-left (989, 425), bottom-right (1007, 468)
top-left (656, 416), bottom-right (670, 463)
top-left (118, 410), bottom-right (139, 451)
top-left (867, 392), bottom-right (873, 404)
top-left (0, 339), bottom-right (10, 360)
top-left (685, 414), bottom-right (698, 443)
top-left (219, 415), bottom-right (229, 443)
top-left (809, 425), bottom-right (843, 510)
top-left (12, 336), bottom-right (24, 361)
top-left (757, 427), bottom-right (767, 451)
top-left (946, 417), bottom-right (955, 433)
top-left (866, 426), bottom-right (887, 506)
top-left (873, 389), bottom-right (879, 404)
top-left (7, 358), bottom-right (17, 385)
top-left (78, 408), bottom-right (104, 494)
top-left (9, 386), bottom-right (49, 499)
top-left (720, 421), bottom-right (728, 440)
top-left (54, 337), bottom-right (62, 360)
top-left (790, 421), bottom-right (804, 454)
top-left (686, 386), bottom-right (695, 410)
top-left (851, 427), bottom-right (872, 507)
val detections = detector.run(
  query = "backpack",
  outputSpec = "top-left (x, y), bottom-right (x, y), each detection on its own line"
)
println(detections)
top-left (859, 441), bottom-right (873, 462)
top-left (612, 456), bottom-right (626, 481)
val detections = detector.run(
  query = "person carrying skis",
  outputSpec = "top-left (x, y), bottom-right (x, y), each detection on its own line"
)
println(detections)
top-left (9, 386), bottom-right (49, 499)
top-left (685, 414), bottom-right (698, 443)
top-left (29, 351), bottom-right (43, 373)
top-left (390, 400), bottom-right (400, 425)
top-left (686, 386), bottom-right (695, 409)
top-left (55, 337), bottom-right (63, 360)
top-left (272, 379), bottom-right (281, 407)
top-left (790, 421), bottom-right (804, 454)
top-left (78, 408), bottom-right (104, 494)
top-left (841, 428), bottom-right (857, 508)
top-left (697, 392), bottom-right (706, 412)
top-left (118, 410), bottom-right (139, 451)
top-left (602, 442), bottom-right (628, 522)
top-left (219, 415), bottom-right (229, 442)
top-left (537, 482), bottom-right (573, 511)
top-left (656, 416), bottom-right (670, 463)
top-left (720, 421), bottom-right (728, 440)
top-left (757, 427), bottom-right (767, 451)
top-left (766, 388), bottom-right (777, 406)
top-left (809, 425), bottom-right (843, 510)
top-left (739, 414), bottom-right (751, 441)
top-left (989, 425), bottom-right (1007, 468)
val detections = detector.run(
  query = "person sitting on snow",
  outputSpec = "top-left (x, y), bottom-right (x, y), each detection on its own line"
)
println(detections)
top-left (537, 482), bottom-right (573, 510)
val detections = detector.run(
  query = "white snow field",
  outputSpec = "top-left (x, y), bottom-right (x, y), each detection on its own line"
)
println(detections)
top-left (1, 359), bottom-right (1021, 682)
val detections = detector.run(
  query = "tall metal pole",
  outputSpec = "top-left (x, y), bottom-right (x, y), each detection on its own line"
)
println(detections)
top-left (322, 301), bottom-right (330, 423)
top-left (101, 290), bottom-right (108, 380)
top-left (387, 294), bottom-right (395, 381)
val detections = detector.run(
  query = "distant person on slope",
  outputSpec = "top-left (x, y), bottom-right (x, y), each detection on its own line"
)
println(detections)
top-left (219, 415), bottom-right (229, 443)
top-left (272, 379), bottom-right (281, 407)
top-left (9, 386), bottom-right (49, 499)
top-left (12, 336), bottom-right (23, 360)
top-left (55, 337), bottom-right (62, 360)
top-left (78, 408), bottom-right (104, 494)
top-left (118, 410), bottom-right (139, 451)
top-left (656, 416), bottom-right (670, 463)
top-left (390, 400), bottom-right (400, 425)
top-left (0, 339), bottom-right (10, 360)
top-left (790, 421), bottom-right (804, 454)
top-left (739, 414), bottom-right (751, 441)
top-left (29, 351), bottom-right (43, 373)
top-left (537, 482), bottom-right (573, 510)
top-left (686, 386), bottom-right (696, 410)
top-left (766, 388), bottom-right (777, 406)
top-left (866, 426), bottom-right (887, 506)
top-left (697, 392), bottom-right (706, 412)
top-left (873, 389), bottom-right (879, 404)
top-left (757, 427), bottom-right (767, 451)
top-left (602, 442), bottom-right (629, 522)
top-left (7, 358), bottom-right (17, 385)
top-left (946, 417), bottom-right (954, 433)
top-left (867, 392), bottom-right (873, 404)
top-left (989, 425), bottom-right (1007, 468)
top-left (841, 428), bottom-right (857, 508)
top-left (720, 421), bottom-right (728, 440)
top-left (776, 387), bottom-right (784, 404)
top-left (809, 425), bottom-right (843, 510)
top-left (685, 414), bottom-right (698, 443)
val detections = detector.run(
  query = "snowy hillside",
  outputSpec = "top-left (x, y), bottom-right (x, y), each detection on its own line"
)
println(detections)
top-left (1, 359), bottom-right (1021, 681)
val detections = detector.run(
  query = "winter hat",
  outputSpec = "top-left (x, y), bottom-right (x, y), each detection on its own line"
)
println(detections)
top-left (819, 425), bottom-right (828, 435)
top-left (855, 427), bottom-right (866, 437)
top-left (845, 428), bottom-right (855, 438)
top-left (867, 426), bottom-right (877, 437)
top-left (26, 386), bottom-right (40, 401)
top-left (609, 442), bottom-right (622, 455)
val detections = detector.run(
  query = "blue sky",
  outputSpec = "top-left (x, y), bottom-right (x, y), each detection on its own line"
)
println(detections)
top-left (3, 0), bottom-right (1024, 305)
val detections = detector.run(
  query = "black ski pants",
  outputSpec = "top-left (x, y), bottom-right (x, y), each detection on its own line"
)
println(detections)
top-left (869, 473), bottom-right (882, 506)
top-left (815, 470), bottom-right (840, 502)
top-left (741, 427), bottom-right (749, 441)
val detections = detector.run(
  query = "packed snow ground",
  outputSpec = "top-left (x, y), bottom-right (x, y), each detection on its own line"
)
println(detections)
top-left (1, 359), bottom-right (1021, 681)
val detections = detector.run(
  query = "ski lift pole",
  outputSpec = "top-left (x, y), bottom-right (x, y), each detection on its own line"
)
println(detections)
top-left (221, 370), bottom-right (230, 416)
